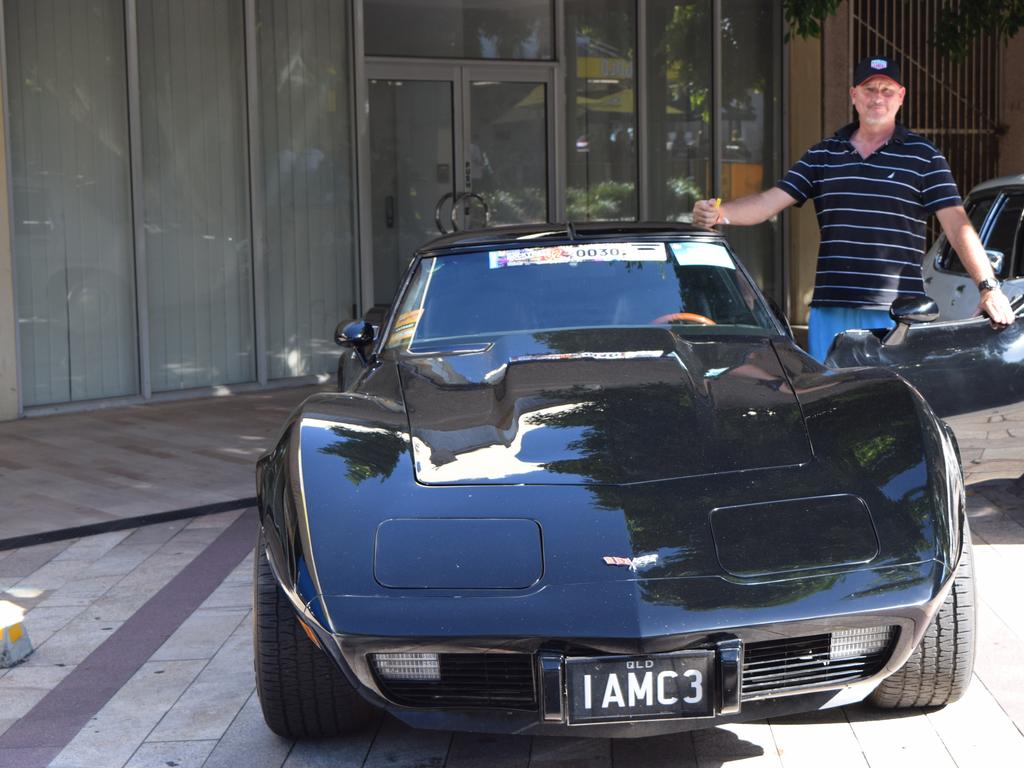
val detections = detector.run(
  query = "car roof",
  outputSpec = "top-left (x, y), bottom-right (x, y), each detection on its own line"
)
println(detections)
top-left (415, 221), bottom-right (721, 256)
top-left (969, 173), bottom-right (1024, 196)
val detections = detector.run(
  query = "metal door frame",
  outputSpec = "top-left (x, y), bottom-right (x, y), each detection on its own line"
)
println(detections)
top-left (357, 58), bottom-right (559, 313)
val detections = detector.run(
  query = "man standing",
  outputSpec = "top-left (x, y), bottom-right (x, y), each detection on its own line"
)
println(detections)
top-left (692, 56), bottom-right (1014, 362)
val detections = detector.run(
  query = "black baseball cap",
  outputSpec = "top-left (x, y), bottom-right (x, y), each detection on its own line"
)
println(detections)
top-left (853, 56), bottom-right (902, 87)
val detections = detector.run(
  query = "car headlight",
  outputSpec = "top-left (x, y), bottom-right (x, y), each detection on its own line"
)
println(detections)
top-left (829, 626), bottom-right (896, 660)
top-left (372, 652), bottom-right (441, 681)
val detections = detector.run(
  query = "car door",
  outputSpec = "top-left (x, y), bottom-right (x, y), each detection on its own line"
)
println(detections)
top-left (825, 297), bottom-right (1024, 418)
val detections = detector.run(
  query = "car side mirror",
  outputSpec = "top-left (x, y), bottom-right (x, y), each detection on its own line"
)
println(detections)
top-left (335, 319), bottom-right (375, 348)
top-left (889, 296), bottom-right (940, 325)
top-left (884, 296), bottom-right (939, 346)
top-left (986, 249), bottom-right (1005, 275)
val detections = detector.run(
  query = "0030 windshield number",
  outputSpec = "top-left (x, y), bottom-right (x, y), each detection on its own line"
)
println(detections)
top-left (573, 246), bottom-right (624, 259)
top-left (582, 666), bottom-right (703, 710)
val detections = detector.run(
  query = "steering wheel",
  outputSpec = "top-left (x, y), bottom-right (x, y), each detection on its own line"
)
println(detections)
top-left (651, 312), bottom-right (717, 326)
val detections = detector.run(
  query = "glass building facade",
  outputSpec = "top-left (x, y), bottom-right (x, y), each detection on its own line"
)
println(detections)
top-left (2, 0), bottom-right (782, 410)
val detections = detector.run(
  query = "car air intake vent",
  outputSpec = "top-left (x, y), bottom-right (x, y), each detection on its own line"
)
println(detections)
top-left (742, 627), bottom-right (898, 701)
top-left (373, 653), bottom-right (537, 710)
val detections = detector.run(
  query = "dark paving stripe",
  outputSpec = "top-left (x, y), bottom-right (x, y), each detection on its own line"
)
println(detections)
top-left (0, 508), bottom-right (258, 768)
top-left (0, 497), bottom-right (257, 552)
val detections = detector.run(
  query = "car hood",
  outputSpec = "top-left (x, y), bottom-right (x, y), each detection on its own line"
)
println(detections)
top-left (398, 328), bottom-right (812, 485)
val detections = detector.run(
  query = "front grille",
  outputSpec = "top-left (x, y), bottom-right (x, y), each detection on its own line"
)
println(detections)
top-left (741, 629), bottom-right (897, 700)
top-left (373, 653), bottom-right (537, 710)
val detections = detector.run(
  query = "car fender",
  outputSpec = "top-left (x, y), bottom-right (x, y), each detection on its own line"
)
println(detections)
top-left (256, 362), bottom-right (412, 629)
top-left (775, 343), bottom-right (964, 580)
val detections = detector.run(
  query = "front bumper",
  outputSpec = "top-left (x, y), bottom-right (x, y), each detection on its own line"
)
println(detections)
top-left (288, 560), bottom-right (951, 737)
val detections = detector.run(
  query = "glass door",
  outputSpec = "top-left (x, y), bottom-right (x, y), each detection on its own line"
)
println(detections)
top-left (460, 68), bottom-right (552, 229)
top-left (366, 66), bottom-right (458, 307)
top-left (364, 62), bottom-right (554, 308)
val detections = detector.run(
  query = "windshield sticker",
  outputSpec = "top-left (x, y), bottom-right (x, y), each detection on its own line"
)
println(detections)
top-left (670, 242), bottom-right (735, 269)
top-left (385, 309), bottom-right (423, 348)
top-left (489, 242), bottom-right (666, 269)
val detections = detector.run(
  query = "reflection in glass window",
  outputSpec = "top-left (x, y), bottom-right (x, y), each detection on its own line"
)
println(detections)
top-left (983, 195), bottom-right (1024, 280)
top-left (364, 0), bottom-right (552, 60)
top-left (258, 0), bottom-right (359, 379)
top-left (938, 196), bottom-right (995, 274)
top-left (470, 81), bottom-right (548, 226)
top-left (6, 0), bottom-right (138, 406)
top-left (368, 80), bottom-right (455, 306)
top-left (645, 1), bottom-right (712, 221)
top-left (138, 0), bottom-right (255, 391)
top-left (565, 0), bottom-right (637, 221)
top-left (719, 0), bottom-right (781, 297)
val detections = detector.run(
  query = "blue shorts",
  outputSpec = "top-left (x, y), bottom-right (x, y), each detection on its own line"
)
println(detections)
top-left (808, 306), bottom-right (894, 363)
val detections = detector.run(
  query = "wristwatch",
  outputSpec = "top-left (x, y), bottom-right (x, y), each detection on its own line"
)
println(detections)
top-left (977, 278), bottom-right (1000, 293)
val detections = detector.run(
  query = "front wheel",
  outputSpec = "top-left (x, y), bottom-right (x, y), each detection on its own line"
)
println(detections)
top-left (870, 521), bottom-right (975, 709)
top-left (253, 531), bottom-right (377, 738)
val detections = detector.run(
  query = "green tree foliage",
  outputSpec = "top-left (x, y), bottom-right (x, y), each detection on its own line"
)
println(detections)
top-left (932, 0), bottom-right (1024, 60)
top-left (784, 0), bottom-right (1024, 61)
top-left (783, 0), bottom-right (843, 39)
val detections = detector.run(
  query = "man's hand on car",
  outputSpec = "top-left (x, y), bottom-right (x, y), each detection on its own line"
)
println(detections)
top-left (978, 287), bottom-right (1016, 328)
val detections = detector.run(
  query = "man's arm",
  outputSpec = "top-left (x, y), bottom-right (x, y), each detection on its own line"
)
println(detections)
top-left (935, 206), bottom-right (1015, 327)
top-left (692, 187), bottom-right (797, 228)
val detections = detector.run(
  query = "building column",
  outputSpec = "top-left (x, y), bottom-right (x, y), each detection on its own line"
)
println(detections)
top-left (822, 1), bottom-right (852, 136)
top-left (785, 0), bottom-right (851, 330)
top-left (0, 67), bottom-right (18, 420)
top-left (786, 24), bottom-right (823, 327)
top-left (1000, 32), bottom-right (1024, 176)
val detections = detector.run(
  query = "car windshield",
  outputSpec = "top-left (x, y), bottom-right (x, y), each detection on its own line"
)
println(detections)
top-left (386, 240), bottom-right (777, 350)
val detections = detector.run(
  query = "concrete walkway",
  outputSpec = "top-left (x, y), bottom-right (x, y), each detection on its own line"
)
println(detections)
top-left (0, 398), bottom-right (1021, 765)
top-left (0, 384), bottom-right (326, 545)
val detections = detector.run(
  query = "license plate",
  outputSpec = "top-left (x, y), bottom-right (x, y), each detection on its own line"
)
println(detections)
top-left (565, 651), bottom-right (714, 724)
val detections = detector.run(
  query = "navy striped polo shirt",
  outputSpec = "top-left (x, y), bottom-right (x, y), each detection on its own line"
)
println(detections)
top-left (776, 121), bottom-right (962, 309)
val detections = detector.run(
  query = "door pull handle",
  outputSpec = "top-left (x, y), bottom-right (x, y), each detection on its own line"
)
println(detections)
top-left (434, 192), bottom-right (455, 234)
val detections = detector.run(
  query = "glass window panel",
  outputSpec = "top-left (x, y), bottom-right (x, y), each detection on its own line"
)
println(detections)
top-left (645, 1), bottom-right (713, 221)
top-left (984, 195), bottom-right (1024, 280)
top-left (719, 0), bottom-right (781, 298)
top-left (468, 81), bottom-right (547, 226)
top-left (138, 0), bottom-right (255, 391)
top-left (938, 196), bottom-right (994, 274)
top-left (6, 0), bottom-right (138, 406)
top-left (258, 0), bottom-right (359, 379)
top-left (369, 79), bottom-right (455, 306)
top-left (565, 0), bottom-right (637, 221)
top-left (364, 0), bottom-right (552, 60)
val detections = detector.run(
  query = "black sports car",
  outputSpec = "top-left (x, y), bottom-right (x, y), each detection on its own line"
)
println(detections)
top-left (254, 223), bottom-right (973, 739)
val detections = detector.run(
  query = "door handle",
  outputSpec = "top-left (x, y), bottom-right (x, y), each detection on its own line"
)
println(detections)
top-left (385, 195), bottom-right (395, 228)
top-left (449, 192), bottom-right (489, 232)
top-left (434, 192), bottom-right (455, 234)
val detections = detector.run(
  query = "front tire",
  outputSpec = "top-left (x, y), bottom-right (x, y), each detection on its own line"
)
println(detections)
top-left (253, 531), bottom-right (377, 738)
top-left (870, 521), bottom-right (975, 709)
